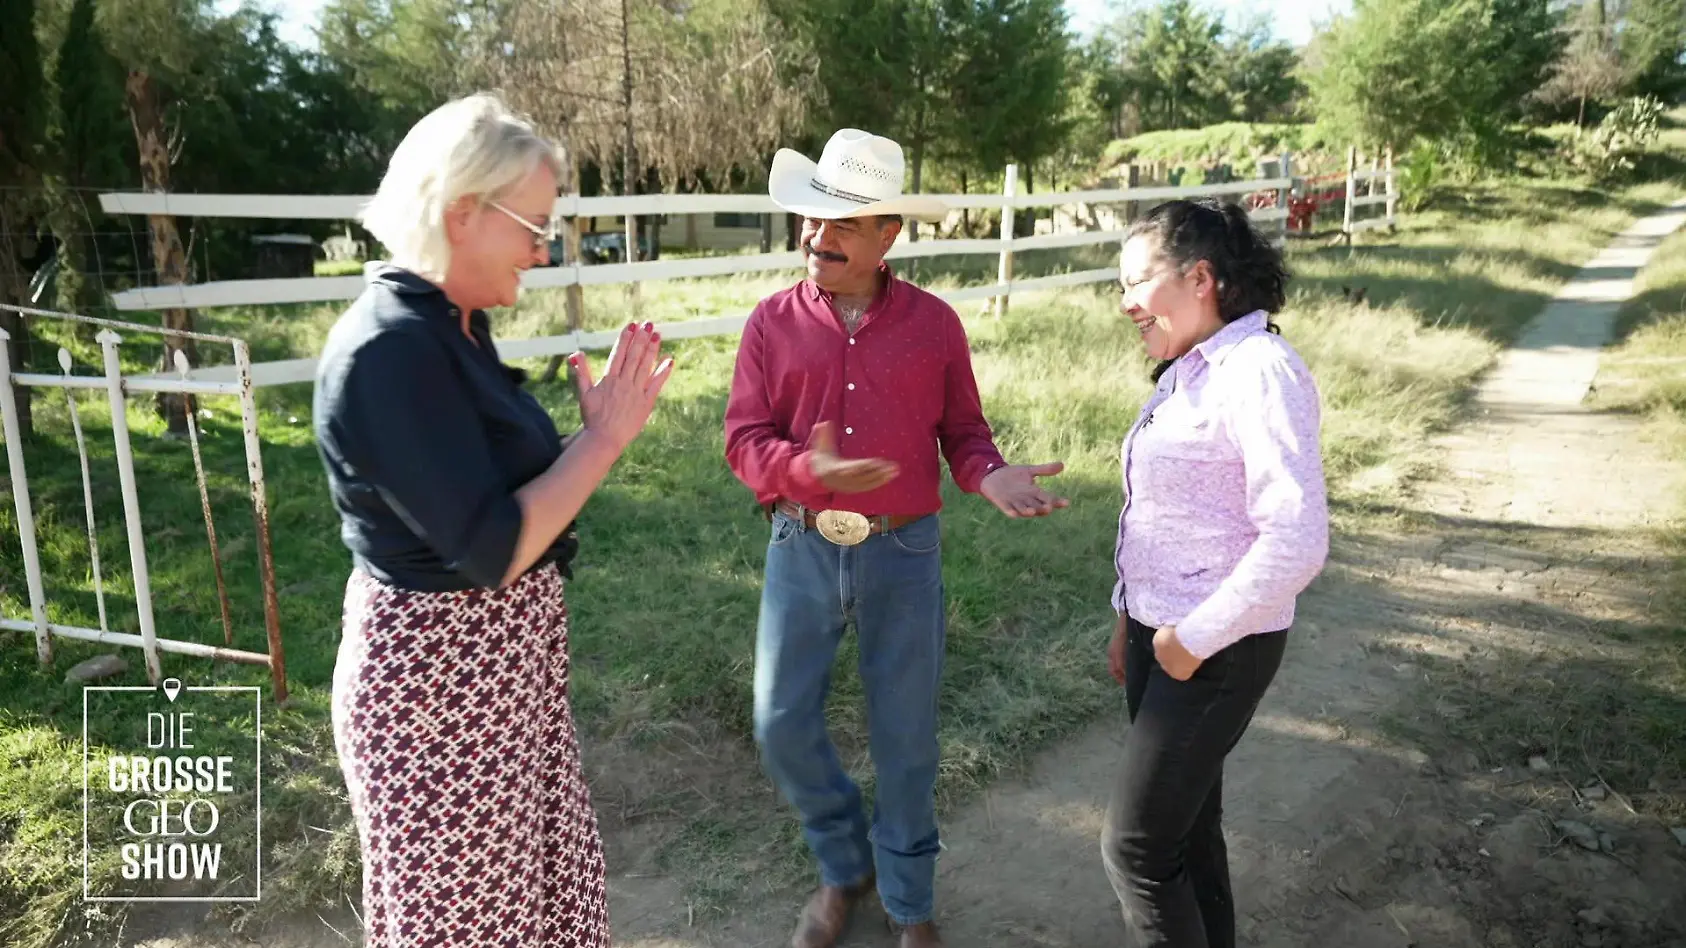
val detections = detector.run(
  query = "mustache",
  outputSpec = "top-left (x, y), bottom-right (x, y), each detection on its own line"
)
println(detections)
top-left (802, 242), bottom-right (847, 263)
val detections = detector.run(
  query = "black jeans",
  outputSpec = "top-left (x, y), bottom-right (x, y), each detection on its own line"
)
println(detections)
top-left (1100, 616), bottom-right (1287, 948)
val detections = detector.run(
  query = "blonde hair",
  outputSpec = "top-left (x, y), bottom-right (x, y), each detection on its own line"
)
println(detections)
top-left (360, 93), bottom-right (562, 280)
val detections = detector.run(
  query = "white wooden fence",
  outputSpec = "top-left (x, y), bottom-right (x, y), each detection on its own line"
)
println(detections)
top-left (95, 153), bottom-right (1396, 389)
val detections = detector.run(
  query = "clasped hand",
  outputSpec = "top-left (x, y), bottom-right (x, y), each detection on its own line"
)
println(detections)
top-left (570, 321), bottom-right (674, 449)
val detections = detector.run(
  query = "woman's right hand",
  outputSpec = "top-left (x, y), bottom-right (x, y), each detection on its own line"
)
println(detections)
top-left (1107, 613), bottom-right (1129, 685)
top-left (571, 322), bottom-right (675, 451)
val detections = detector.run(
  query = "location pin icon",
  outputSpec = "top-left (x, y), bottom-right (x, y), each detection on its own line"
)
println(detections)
top-left (162, 678), bottom-right (182, 703)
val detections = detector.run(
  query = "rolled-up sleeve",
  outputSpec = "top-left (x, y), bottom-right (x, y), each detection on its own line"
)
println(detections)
top-left (325, 327), bottom-right (523, 588)
top-left (1175, 350), bottom-right (1329, 658)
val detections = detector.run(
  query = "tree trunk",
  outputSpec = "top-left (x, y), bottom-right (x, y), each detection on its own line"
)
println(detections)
top-left (0, 192), bottom-right (34, 436)
top-left (909, 99), bottom-right (926, 243)
top-left (1020, 162), bottom-right (1034, 238)
top-left (619, 0), bottom-right (641, 318)
top-left (125, 69), bottom-right (193, 434)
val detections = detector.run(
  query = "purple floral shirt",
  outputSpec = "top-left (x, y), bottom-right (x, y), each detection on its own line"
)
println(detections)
top-left (1112, 310), bottom-right (1330, 659)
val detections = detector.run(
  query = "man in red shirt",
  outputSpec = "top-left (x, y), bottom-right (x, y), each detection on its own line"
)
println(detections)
top-left (725, 129), bottom-right (1068, 948)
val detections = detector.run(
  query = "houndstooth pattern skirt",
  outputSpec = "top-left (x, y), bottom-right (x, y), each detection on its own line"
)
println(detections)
top-left (332, 564), bottom-right (609, 948)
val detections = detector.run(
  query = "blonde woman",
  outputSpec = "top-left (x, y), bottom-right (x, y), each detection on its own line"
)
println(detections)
top-left (313, 94), bottom-right (673, 947)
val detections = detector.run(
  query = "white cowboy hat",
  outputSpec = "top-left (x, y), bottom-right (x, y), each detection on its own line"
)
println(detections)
top-left (768, 129), bottom-right (949, 223)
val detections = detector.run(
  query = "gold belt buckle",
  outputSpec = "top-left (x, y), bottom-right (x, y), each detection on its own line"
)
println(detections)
top-left (814, 509), bottom-right (872, 546)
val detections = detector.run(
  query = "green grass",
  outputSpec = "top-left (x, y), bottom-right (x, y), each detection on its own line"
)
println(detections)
top-left (1596, 227), bottom-right (1686, 422)
top-left (4, 148), bottom-right (1686, 944)
top-left (1587, 226), bottom-right (1686, 792)
top-left (311, 259), bottom-right (363, 277)
top-left (1294, 174), bottom-right (1686, 344)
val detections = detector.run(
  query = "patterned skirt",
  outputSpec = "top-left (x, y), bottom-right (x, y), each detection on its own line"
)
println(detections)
top-left (331, 565), bottom-right (609, 947)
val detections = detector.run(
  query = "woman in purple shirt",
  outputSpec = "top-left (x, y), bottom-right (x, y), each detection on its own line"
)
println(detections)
top-left (1099, 199), bottom-right (1329, 948)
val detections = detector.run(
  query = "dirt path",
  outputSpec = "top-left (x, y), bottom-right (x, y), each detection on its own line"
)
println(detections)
top-left (128, 206), bottom-right (1686, 948)
top-left (603, 204), bottom-right (1686, 948)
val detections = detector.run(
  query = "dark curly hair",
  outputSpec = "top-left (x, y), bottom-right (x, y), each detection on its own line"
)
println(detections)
top-left (1125, 198), bottom-right (1289, 380)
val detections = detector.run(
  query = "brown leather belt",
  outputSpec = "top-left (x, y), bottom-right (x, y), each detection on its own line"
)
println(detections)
top-left (768, 500), bottom-right (923, 546)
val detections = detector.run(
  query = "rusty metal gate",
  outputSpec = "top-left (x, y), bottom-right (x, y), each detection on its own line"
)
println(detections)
top-left (0, 304), bottom-right (287, 701)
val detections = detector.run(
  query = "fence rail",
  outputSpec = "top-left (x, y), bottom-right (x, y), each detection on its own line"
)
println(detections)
top-left (134, 267), bottom-right (1129, 388)
top-left (96, 177), bottom-right (1294, 223)
top-left (98, 172), bottom-right (1357, 315)
top-left (96, 153), bottom-right (1397, 389)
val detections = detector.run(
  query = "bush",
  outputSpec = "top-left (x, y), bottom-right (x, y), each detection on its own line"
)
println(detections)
top-left (1563, 96), bottom-right (1665, 180)
top-left (1102, 122), bottom-right (1347, 179)
top-left (1398, 143), bottom-right (1441, 212)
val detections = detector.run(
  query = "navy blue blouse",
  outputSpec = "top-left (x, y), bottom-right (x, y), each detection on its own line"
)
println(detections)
top-left (313, 264), bottom-right (578, 592)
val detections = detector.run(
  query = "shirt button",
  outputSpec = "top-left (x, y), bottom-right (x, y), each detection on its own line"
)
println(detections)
top-left (845, 427), bottom-right (854, 435)
top-left (847, 383), bottom-right (856, 391)
top-left (849, 338), bottom-right (857, 346)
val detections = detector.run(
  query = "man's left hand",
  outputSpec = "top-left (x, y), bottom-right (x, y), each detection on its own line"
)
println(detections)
top-left (979, 462), bottom-right (1069, 518)
top-left (1151, 626), bottom-right (1202, 681)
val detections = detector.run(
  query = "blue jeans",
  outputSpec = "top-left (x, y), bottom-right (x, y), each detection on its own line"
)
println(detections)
top-left (753, 509), bottom-right (946, 926)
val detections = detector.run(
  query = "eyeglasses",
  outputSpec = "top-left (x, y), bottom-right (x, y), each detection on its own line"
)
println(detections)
top-left (488, 200), bottom-right (560, 250)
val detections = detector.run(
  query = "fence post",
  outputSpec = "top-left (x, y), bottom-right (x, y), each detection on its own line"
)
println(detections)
top-left (541, 170), bottom-right (587, 383)
top-left (1278, 151), bottom-right (1294, 241)
top-left (0, 327), bottom-right (51, 664)
top-left (1343, 145), bottom-right (1358, 247)
top-left (1124, 164), bottom-right (1141, 226)
top-left (564, 215), bottom-right (586, 333)
top-left (993, 163), bottom-right (1018, 319)
top-left (97, 330), bottom-right (162, 685)
top-left (1385, 146), bottom-right (1398, 229)
top-left (623, 206), bottom-right (641, 320)
top-left (234, 340), bottom-right (288, 704)
top-left (563, 157), bottom-right (585, 330)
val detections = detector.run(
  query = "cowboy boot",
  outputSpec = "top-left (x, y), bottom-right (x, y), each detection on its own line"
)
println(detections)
top-left (891, 920), bottom-right (944, 948)
top-left (789, 874), bottom-right (876, 948)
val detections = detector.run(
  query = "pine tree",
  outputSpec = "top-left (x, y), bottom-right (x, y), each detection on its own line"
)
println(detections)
top-left (0, 0), bottom-right (45, 434)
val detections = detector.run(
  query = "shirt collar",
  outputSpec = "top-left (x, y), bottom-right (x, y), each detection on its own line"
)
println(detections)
top-left (1190, 310), bottom-right (1269, 367)
top-left (804, 261), bottom-right (899, 304)
top-left (367, 261), bottom-right (486, 332)
top-left (366, 261), bottom-right (443, 298)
